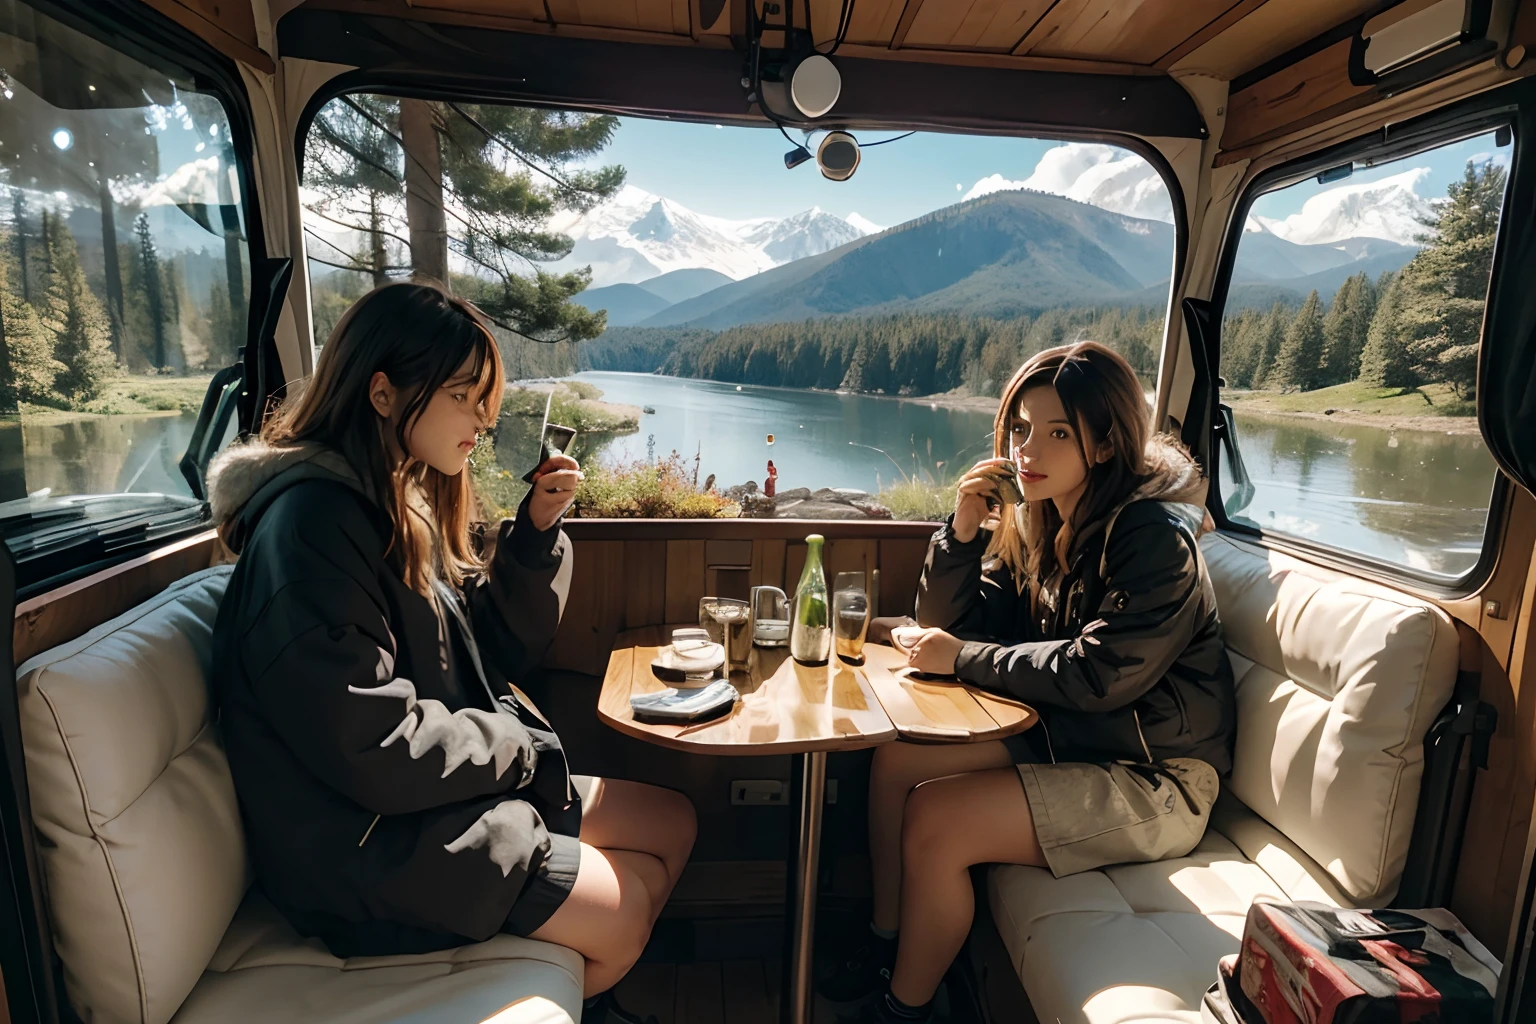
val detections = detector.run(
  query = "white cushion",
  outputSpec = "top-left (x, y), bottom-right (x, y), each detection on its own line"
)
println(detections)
top-left (19, 565), bottom-right (583, 1024)
top-left (171, 891), bottom-right (582, 1024)
top-left (18, 567), bottom-right (244, 1024)
top-left (988, 796), bottom-right (1350, 1024)
top-left (1200, 533), bottom-right (1457, 903)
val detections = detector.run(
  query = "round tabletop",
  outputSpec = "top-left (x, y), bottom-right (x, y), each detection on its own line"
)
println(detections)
top-left (598, 625), bottom-right (1036, 755)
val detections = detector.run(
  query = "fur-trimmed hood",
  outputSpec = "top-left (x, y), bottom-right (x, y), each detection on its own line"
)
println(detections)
top-left (207, 439), bottom-right (373, 552)
top-left (1077, 432), bottom-right (1210, 550)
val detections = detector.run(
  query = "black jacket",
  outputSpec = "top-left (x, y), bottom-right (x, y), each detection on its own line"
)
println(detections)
top-left (916, 437), bottom-right (1236, 774)
top-left (208, 441), bottom-right (577, 956)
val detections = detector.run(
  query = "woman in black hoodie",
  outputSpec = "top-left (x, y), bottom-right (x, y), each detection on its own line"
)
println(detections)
top-left (824, 342), bottom-right (1236, 1024)
top-left (209, 281), bottom-right (695, 1021)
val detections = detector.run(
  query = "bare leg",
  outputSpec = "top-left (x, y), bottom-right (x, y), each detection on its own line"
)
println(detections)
top-left (529, 844), bottom-right (667, 996)
top-left (867, 740), bottom-right (1013, 931)
top-left (889, 768), bottom-right (1044, 1006)
top-left (578, 778), bottom-right (697, 923)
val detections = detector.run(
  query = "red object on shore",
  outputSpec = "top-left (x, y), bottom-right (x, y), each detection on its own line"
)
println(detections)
top-left (765, 460), bottom-right (778, 498)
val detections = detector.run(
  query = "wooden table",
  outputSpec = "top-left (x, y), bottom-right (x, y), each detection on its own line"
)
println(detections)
top-left (599, 626), bottom-right (1036, 1024)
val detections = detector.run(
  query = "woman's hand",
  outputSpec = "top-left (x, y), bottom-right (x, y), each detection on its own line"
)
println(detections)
top-left (903, 626), bottom-right (966, 676)
top-left (952, 457), bottom-right (1014, 543)
top-left (527, 453), bottom-right (582, 531)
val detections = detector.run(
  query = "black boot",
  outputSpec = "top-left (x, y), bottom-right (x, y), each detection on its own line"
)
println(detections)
top-left (835, 987), bottom-right (934, 1024)
top-left (580, 991), bottom-right (658, 1024)
top-left (819, 929), bottom-right (897, 1003)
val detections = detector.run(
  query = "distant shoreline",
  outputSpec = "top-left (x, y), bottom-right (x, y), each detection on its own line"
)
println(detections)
top-left (1227, 404), bottom-right (1481, 435)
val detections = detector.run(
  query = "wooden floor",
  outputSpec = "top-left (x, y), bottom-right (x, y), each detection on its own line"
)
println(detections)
top-left (614, 957), bottom-right (853, 1024)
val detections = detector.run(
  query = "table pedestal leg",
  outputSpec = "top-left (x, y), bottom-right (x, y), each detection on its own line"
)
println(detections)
top-left (783, 750), bottom-right (827, 1024)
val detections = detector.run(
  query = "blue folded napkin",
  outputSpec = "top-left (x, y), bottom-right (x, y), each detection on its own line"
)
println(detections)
top-left (630, 679), bottom-right (739, 723)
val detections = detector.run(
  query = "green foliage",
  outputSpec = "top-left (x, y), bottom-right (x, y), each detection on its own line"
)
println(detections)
top-left (500, 381), bottom-right (638, 433)
top-left (583, 306), bottom-right (1163, 397)
top-left (1269, 290), bottom-right (1327, 392)
top-left (1321, 272), bottom-right (1374, 385)
top-left (570, 452), bottom-right (741, 519)
top-left (0, 239), bottom-right (62, 408)
top-left (878, 476), bottom-right (955, 522)
top-left (302, 94), bottom-right (626, 344)
top-left (37, 224), bottom-right (115, 406)
top-left (1228, 159), bottom-right (1502, 400)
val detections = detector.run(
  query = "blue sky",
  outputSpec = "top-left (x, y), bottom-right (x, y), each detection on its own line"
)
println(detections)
top-left (591, 117), bottom-right (1511, 228)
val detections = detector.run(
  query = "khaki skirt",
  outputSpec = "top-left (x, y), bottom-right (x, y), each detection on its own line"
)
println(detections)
top-left (1015, 758), bottom-right (1219, 878)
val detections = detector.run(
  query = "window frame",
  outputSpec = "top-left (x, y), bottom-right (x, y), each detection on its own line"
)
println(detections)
top-left (291, 75), bottom-right (1190, 524)
top-left (0, 0), bottom-right (271, 600)
top-left (1205, 95), bottom-right (1518, 596)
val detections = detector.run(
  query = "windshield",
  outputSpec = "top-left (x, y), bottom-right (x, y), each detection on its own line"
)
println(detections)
top-left (0, 1), bottom-right (249, 584)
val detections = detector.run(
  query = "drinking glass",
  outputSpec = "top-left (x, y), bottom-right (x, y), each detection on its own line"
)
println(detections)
top-left (699, 597), bottom-right (752, 671)
top-left (833, 571), bottom-right (870, 664)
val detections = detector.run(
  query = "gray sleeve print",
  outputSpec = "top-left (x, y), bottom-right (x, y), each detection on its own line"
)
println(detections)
top-left (444, 799), bottom-right (553, 878)
top-left (347, 650), bottom-right (537, 785)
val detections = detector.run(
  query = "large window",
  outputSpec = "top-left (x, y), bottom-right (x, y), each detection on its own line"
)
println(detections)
top-left (0, 1), bottom-right (249, 579)
top-left (302, 95), bottom-right (1175, 520)
top-left (1217, 129), bottom-right (1509, 579)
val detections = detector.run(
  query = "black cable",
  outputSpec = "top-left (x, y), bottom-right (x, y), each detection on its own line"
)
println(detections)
top-left (822, 0), bottom-right (854, 56)
top-left (778, 122), bottom-right (807, 150)
top-left (860, 131), bottom-right (916, 147)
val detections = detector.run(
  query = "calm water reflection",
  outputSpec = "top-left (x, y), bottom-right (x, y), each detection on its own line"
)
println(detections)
top-left (1225, 412), bottom-right (1495, 577)
top-left (0, 379), bottom-right (1497, 581)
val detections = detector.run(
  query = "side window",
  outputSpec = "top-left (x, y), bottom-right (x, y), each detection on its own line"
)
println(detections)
top-left (0, 2), bottom-right (249, 536)
top-left (302, 95), bottom-right (1175, 520)
top-left (1217, 129), bottom-right (1510, 580)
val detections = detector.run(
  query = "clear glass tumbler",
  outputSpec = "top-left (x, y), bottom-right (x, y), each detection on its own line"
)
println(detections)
top-left (833, 571), bottom-right (870, 665)
top-left (700, 596), bottom-right (752, 672)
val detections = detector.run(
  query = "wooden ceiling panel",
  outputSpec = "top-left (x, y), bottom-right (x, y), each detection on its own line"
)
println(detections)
top-left (1017, 0), bottom-right (1241, 64)
top-left (1222, 37), bottom-right (1374, 151)
top-left (407, 0), bottom-right (548, 19)
top-left (901, 0), bottom-right (1054, 52)
top-left (542, 0), bottom-right (690, 34)
top-left (844, 0), bottom-right (907, 45)
top-left (1171, 0), bottom-right (1380, 76)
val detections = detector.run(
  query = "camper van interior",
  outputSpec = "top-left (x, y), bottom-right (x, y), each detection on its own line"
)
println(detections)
top-left (1, 1), bottom-right (1536, 1022)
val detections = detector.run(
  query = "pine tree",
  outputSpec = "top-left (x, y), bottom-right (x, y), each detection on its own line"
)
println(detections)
top-left (1251, 303), bottom-right (1289, 389)
top-left (1269, 290), bottom-right (1327, 391)
top-left (133, 214), bottom-right (171, 370)
top-left (0, 239), bottom-right (61, 410)
top-left (38, 224), bottom-right (114, 405)
top-left (1321, 274), bottom-right (1374, 385)
top-left (1358, 276), bottom-right (1414, 388)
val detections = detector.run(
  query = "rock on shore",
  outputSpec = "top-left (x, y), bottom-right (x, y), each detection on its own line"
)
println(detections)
top-left (724, 482), bottom-right (892, 520)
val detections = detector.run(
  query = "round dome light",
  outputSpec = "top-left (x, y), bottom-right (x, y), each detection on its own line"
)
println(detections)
top-left (52, 128), bottom-right (73, 151)
top-left (790, 55), bottom-right (841, 119)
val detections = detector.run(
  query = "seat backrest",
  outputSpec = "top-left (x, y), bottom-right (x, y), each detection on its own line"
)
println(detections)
top-left (1199, 534), bottom-right (1457, 905)
top-left (17, 566), bottom-right (244, 1024)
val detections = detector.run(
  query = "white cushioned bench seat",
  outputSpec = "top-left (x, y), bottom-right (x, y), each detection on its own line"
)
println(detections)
top-left (987, 533), bottom-right (1458, 1024)
top-left (16, 566), bottom-right (583, 1024)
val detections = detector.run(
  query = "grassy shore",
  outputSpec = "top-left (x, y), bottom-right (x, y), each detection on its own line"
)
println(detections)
top-left (1225, 382), bottom-right (1478, 433)
top-left (502, 379), bottom-right (641, 433)
top-left (17, 373), bottom-right (216, 422)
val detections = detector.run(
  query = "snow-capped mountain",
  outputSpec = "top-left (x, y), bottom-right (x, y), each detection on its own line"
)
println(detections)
top-left (1252, 167), bottom-right (1434, 247)
top-left (543, 185), bottom-right (873, 287)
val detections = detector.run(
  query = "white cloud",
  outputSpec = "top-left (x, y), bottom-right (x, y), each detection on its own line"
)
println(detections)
top-left (963, 143), bottom-right (1173, 222)
top-left (1255, 167), bottom-right (1432, 246)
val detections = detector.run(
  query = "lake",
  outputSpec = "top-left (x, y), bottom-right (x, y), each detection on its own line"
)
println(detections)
top-left (0, 370), bottom-right (1498, 579)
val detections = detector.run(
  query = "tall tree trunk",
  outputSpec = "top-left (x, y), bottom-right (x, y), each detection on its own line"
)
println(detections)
top-left (369, 194), bottom-right (388, 285)
top-left (399, 98), bottom-right (448, 288)
top-left (217, 144), bottom-right (246, 362)
top-left (97, 173), bottom-right (125, 365)
top-left (12, 193), bottom-right (29, 304)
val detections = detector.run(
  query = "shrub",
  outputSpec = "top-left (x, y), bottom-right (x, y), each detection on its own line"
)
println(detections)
top-left (572, 453), bottom-right (741, 519)
top-left (879, 476), bottom-right (954, 522)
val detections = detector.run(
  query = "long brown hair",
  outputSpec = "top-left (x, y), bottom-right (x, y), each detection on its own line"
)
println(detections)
top-left (262, 280), bottom-right (504, 595)
top-left (986, 341), bottom-right (1150, 596)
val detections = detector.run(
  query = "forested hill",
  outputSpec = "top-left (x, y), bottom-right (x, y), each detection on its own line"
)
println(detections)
top-left (581, 307), bottom-right (1166, 397)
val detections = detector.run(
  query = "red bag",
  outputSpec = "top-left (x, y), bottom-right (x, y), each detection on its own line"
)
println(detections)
top-left (1204, 902), bottom-right (1500, 1024)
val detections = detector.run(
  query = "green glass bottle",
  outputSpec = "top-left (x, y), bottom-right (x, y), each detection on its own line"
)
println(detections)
top-left (790, 534), bottom-right (831, 665)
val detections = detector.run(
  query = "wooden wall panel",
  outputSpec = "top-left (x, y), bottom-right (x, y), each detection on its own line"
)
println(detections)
top-left (1221, 38), bottom-right (1375, 152)
top-left (664, 538), bottom-right (708, 623)
top-left (407, 0), bottom-right (548, 19)
top-left (546, 539), bottom-right (627, 675)
top-left (751, 538), bottom-right (787, 592)
top-left (13, 532), bottom-right (217, 667)
top-left (1017, 0), bottom-right (1240, 64)
top-left (903, 0), bottom-right (1053, 52)
top-left (136, 0), bottom-right (272, 70)
top-left (623, 539), bottom-right (668, 629)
